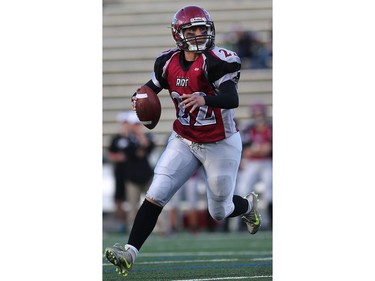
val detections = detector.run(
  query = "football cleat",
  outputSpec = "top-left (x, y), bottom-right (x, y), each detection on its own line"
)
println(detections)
top-left (105, 243), bottom-right (135, 276)
top-left (241, 192), bottom-right (261, 235)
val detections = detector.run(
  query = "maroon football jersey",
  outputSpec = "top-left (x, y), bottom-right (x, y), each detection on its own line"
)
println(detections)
top-left (151, 47), bottom-right (241, 143)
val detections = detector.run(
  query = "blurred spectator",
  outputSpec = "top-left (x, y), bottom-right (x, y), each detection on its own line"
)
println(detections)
top-left (223, 25), bottom-right (271, 69)
top-left (236, 103), bottom-right (273, 229)
top-left (106, 112), bottom-right (132, 233)
top-left (125, 112), bottom-right (156, 232)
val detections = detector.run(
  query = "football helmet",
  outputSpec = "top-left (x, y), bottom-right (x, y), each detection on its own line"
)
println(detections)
top-left (171, 6), bottom-right (215, 52)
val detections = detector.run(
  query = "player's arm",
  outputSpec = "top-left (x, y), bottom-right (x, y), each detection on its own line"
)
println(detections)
top-left (144, 80), bottom-right (163, 94)
top-left (180, 80), bottom-right (238, 113)
top-left (132, 49), bottom-right (173, 102)
top-left (204, 80), bottom-right (239, 109)
top-left (131, 49), bottom-right (173, 108)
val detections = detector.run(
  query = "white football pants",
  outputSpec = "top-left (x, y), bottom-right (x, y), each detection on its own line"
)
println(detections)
top-left (146, 131), bottom-right (242, 221)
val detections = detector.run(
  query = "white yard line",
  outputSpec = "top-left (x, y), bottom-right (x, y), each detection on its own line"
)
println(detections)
top-left (102, 250), bottom-right (271, 259)
top-left (103, 257), bottom-right (272, 266)
top-left (137, 258), bottom-right (239, 265)
top-left (136, 250), bottom-right (272, 257)
top-left (171, 276), bottom-right (273, 281)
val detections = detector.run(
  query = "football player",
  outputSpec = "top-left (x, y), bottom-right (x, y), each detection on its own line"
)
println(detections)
top-left (105, 6), bottom-right (262, 276)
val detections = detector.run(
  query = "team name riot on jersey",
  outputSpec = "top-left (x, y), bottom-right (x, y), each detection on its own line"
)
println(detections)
top-left (151, 47), bottom-right (241, 143)
top-left (176, 78), bottom-right (189, 87)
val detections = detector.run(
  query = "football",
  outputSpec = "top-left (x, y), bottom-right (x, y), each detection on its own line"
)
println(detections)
top-left (134, 85), bottom-right (161, 130)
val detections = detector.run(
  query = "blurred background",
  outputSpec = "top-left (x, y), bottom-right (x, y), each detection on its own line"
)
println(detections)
top-left (102, 0), bottom-right (272, 235)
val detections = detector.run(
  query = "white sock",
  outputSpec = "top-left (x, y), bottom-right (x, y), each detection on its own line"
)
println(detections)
top-left (125, 244), bottom-right (139, 260)
top-left (245, 201), bottom-right (252, 215)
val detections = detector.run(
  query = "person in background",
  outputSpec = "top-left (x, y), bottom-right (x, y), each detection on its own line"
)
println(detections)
top-left (106, 112), bottom-right (131, 233)
top-left (124, 112), bottom-right (156, 233)
top-left (223, 25), bottom-right (271, 69)
top-left (237, 103), bottom-right (272, 229)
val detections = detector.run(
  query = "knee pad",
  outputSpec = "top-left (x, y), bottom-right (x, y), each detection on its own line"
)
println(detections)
top-left (206, 174), bottom-right (235, 221)
top-left (208, 206), bottom-right (226, 221)
top-left (207, 174), bottom-right (232, 201)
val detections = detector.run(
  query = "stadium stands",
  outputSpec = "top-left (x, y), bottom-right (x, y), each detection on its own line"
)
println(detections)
top-left (103, 0), bottom-right (272, 148)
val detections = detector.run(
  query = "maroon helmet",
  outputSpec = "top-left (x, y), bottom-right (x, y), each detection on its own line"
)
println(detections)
top-left (171, 6), bottom-right (215, 52)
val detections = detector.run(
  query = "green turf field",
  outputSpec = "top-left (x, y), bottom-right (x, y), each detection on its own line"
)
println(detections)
top-left (103, 230), bottom-right (272, 280)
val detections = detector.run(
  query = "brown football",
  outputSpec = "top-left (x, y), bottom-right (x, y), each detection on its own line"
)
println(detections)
top-left (135, 85), bottom-right (161, 130)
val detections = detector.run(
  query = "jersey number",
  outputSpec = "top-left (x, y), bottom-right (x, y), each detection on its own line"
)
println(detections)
top-left (219, 49), bottom-right (238, 58)
top-left (171, 91), bottom-right (217, 126)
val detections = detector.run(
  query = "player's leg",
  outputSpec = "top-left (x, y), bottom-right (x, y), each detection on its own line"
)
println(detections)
top-left (127, 132), bottom-right (201, 252)
top-left (203, 132), bottom-right (243, 221)
top-left (203, 132), bottom-right (261, 234)
top-left (105, 132), bottom-right (201, 275)
top-left (146, 132), bottom-right (201, 206)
